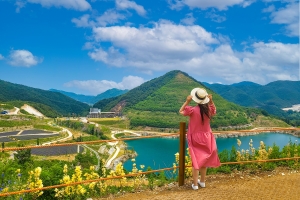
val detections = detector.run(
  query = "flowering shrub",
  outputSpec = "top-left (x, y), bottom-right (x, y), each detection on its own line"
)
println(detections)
top-left (54, 165), bottom-right (87, 199)
top-left (0, 139), bottom-right (299, 199)
top-left (173, 139), bottom-right (299, 175)
top-left (27, 167), bottom-right (43, 199)
top-left (173, 148), bottom-right (192, 178)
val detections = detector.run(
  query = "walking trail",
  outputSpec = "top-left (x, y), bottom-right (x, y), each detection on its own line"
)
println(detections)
top-left (98, 167), bottom-right (299, 200)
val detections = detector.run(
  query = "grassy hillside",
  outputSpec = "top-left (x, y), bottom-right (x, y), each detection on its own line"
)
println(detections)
top-left (0, 80), bottom-right (90, 117)
top-left (94, 71), bottom-right (269, 129)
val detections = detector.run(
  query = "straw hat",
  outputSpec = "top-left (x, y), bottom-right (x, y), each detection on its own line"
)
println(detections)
top-left (190, 88), bottom-right (210, 104)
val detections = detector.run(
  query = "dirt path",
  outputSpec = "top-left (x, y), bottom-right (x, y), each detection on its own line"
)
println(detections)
top-left (98, 167), bottom-right (299, 200)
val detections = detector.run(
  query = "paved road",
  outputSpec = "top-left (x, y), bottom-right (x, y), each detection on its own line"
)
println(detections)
top-left (42, 128), bottom-right (73, 145)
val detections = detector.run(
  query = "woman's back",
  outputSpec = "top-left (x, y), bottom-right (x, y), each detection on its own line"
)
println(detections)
top-left (185, 104), bottom-right (216, 134)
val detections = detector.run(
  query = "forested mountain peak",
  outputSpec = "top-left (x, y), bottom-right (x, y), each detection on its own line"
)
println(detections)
top-left (94, 70), bottom-right (266, 129)
top-left (0, 79), bottom-right (89, 117)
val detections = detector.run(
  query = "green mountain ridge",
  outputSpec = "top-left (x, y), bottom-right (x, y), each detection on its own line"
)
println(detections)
top-left (202, 81), bottom-right (300, 126)
top-left (203, 80), bottom-right (300, 108)
top-left (94, 70), bottom-right (269, 129)
top-left (49, 88), bottom-right (128, 105)
top-left (0, 79), bottom-right (90, 117)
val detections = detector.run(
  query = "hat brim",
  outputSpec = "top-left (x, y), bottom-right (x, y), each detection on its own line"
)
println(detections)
top-left (190, 88), bottom-right (210, 104)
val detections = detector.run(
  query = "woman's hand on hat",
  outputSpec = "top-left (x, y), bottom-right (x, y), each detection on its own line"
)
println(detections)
top-left (208, 94), bottom-right (213, 103)
top-left (186, 95), bottom-right (193, 103)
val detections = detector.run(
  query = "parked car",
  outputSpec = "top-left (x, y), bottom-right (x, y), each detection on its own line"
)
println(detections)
top-left (1, 110), bottom-right (8, 114)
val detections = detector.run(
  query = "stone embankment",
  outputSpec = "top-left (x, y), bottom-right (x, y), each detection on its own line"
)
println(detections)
top-left (214, 127), bottom-right (300, 138)
top-left (111, 152), bottom-right (137, 170)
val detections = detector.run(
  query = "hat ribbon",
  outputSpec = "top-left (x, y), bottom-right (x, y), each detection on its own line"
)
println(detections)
top-left (195, 91), bottom-right (206, 100)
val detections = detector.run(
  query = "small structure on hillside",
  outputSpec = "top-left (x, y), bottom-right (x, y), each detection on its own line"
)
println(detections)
top-left (87, 108), bottom-right (120, 118)
top-left (88, 108), bottom-right (101, 118)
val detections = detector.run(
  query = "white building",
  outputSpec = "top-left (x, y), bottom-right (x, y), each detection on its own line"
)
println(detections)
top-left (88, 108), bottom-right (101, 118)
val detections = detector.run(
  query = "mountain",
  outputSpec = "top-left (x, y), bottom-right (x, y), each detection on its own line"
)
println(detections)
top-left (202, 80), bottom-right (300, 114)
top-left (94, 70), bottom-right (268, 129)
top-left (49, 89), bottom-right (95, 105)
top-left (0, 79), bottom-right (90, 117)
top-left (93, 89), bottom-right (128, 104)
top-left (50, 88), bottom-right (128, 105)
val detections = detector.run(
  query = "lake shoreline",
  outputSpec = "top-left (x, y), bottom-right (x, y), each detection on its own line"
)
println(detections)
top-left (213, 130), bottom-right (300, 138)
top-left (112, 128), bottom-right (300, 170)
top-left (154, 129), bottom-right (300, 139)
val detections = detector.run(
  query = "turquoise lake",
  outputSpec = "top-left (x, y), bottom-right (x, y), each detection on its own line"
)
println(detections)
top-left (123, 132), bottom-right (299, 171)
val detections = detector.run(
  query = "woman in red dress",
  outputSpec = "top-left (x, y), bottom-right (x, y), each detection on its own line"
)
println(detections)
top-left (179, 87), bottom-right (221, 190)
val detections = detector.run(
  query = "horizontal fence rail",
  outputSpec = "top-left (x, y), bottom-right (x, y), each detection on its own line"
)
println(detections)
top-left (0, 167), bottom-right (179, 197)
top-left (0, 157), bottom-right (299, 197)
top-left (0, 122), bottom-right (299, 197)
top-left (1, 133), bottom-right (180, 151)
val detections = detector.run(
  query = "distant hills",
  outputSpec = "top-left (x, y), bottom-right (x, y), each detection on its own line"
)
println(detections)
top-left (50, 88), bottom-right (128, 105)
top-left (0, 79), bottom-right (90, 117)
top-left (202, 81), bottom-right (300, 116)
top-left (94, 70), bottom-right (268, 129)
top-left (1, 71), bottom-right (298, 128)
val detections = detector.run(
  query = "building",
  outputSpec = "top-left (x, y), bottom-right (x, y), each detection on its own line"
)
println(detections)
top-left (88, 108), bottom-right (101, 118)
top-left (87, 108), bottom-right (120, 118)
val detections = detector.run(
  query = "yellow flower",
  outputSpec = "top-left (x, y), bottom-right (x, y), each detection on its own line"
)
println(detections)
top-left (173, 163), bottom-right (177, 173)
top-left (237, 139), bottom-right (241, 147)
top-left (90, 165), bottom-right (95, 171)
top-left (175, 152), bottom-right (179, 163)
top-left (2, 187), bottom-right (9, 193)
top-left (63, 164), bottom-right (68, 174)
top-left (89, 182), bottom-right (96, 189)
top-left (63, 175), bottom-right (71, 183)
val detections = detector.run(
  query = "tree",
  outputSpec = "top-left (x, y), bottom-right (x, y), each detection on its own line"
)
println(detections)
top-left (14, 144), bottom-right (31, 165)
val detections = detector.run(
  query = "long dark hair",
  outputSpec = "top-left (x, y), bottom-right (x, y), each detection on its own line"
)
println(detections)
top-left (198, 103), bottom-right (211, 124)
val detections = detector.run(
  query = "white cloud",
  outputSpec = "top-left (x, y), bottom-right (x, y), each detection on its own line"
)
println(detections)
top-left (262, 5), bottom-right (275, 13)
top-left (27, 0), bottom-right (91, 11)
top-left (268, 2), bottom-right (299, 37)
top-left (205, 11), bottom-right (226, 23)
top-left (72, 14), bottom-right (93, 27)
top-left (0, 54), bottom-right (4, 60)
top-left (8, 50), bottom-right (42, 67)
top-left (96, 9), bottom-right (127, 26)
top-left (82, 42), bottom-right (94, 50)
top-left (15, 1), bottom-right (26, 13)
top-left (86, 21), bottom-right (299, 85)
top-left (180, 13), bottom-right (196, 25)
top-left (64, 75), bottom-right (145, 95)
top-left (89, 21), bottom-right (218, 69)
top-left (72, 9), bottom-right (126, 28)
top-left (116, 0), bottom-right (146, 16)
top-left (168, 0), bottom-right (254, 10)
top-left (236, 42), bottom-right (299, 83)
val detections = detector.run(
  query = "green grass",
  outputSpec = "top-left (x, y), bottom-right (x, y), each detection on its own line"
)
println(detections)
top-left (33, 124), bottom-right (62, 132)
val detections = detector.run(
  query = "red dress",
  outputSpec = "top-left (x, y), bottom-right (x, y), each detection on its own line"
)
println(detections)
top-left (183, 104), bottom-right (221, 169)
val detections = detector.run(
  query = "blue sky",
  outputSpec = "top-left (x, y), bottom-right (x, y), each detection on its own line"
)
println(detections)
top-left (0, 0), bottom-right (299, 95)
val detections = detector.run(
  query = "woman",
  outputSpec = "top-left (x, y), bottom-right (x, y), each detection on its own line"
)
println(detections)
top-left (179, 87), bottom-right (220, 190)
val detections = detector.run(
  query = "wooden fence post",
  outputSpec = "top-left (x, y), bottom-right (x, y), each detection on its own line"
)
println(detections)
top-left (178, 122), bottom-right (186, 186)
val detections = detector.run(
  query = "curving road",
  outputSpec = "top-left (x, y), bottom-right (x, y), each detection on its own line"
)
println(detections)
top-left (82, 144), bottom-right (101, 170)
top-left (105, 131), bottom-right (120, 168)
top-left (105, 129), bottom-right (141, 168)
top-left (42, 128), bottom-right (73, 145)
top-left (8, 107), bottom-right (20, 115)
